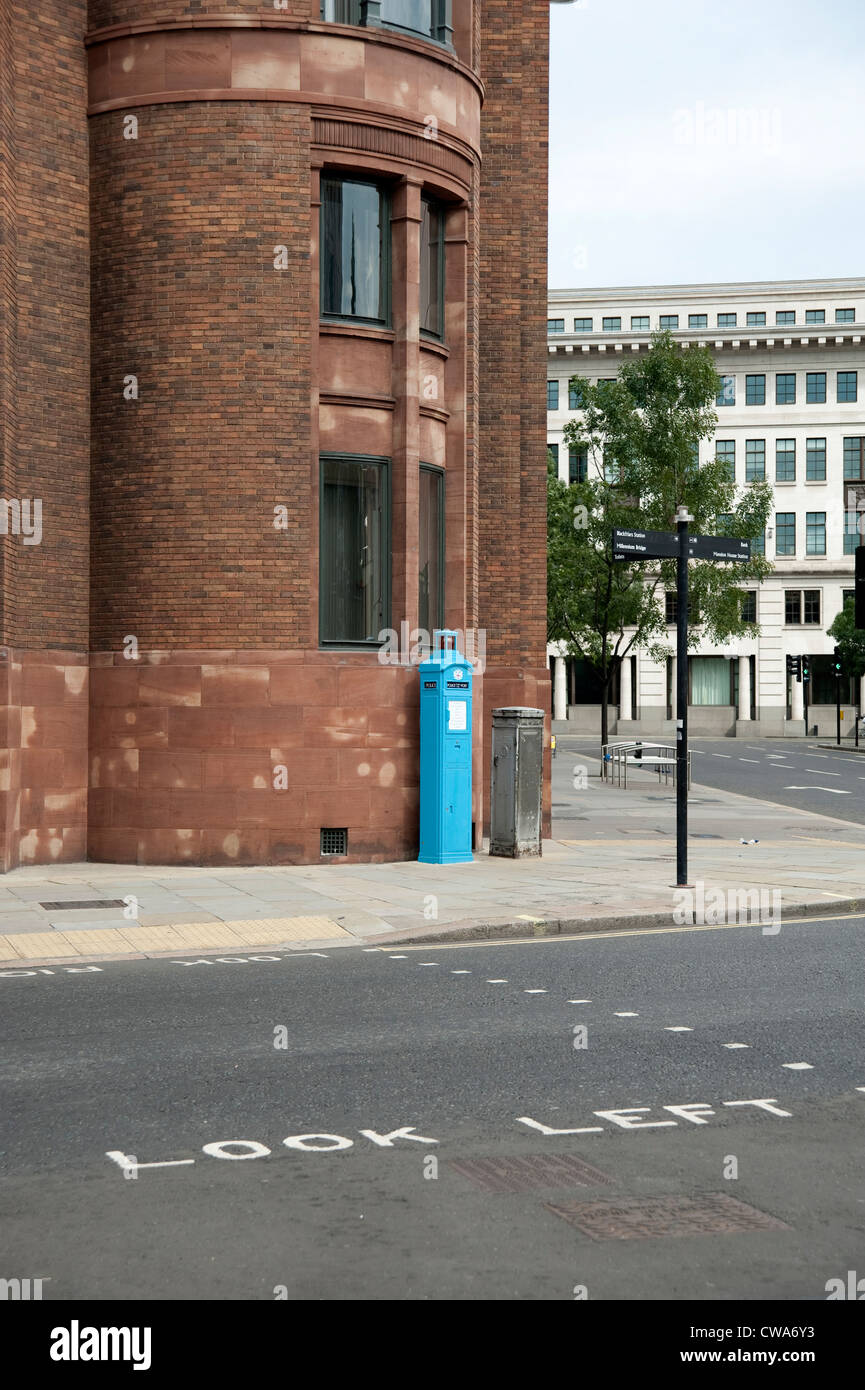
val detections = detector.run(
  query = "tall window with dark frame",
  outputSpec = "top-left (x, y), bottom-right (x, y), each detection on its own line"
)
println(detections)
top-left (806, 511), bottom-right (826, 556)
top-left (418, 465), bottom-right (444, 635)
top-left (806, 372), bottom-right (826, 403)
top-left (843, 437), bottom-right (864, 479)
top-left (569, 447), bottom-right (588, 484)
top-left (806, 437), bottom-right (826, 481)
top-left (784, 590), bottom-right (801, 625)
top-left (321, 1), bottom-right (452, 45)
top-left (837, 371), bottom-right (858, 403)
top-left (716, 440), bottom-right (735, 481)
top-left (776, 512), bottom-right (795, 556)
top-left (320, 455), bottom-right (389, 645)
top-left (775, 438), bottom-right (795, 482)
top-left (745, 373), bottom-right (765, 405)
top-left (776, 372), bottom-right (796, 404)
top-left (745, 439), bottom-right (765, 481)
top-left (741, 591), bottom-right (757, 624)
top-left (321, 178), bottom-right (389, 324)
top-left (420, 197), bottom-right (444, 339)
top-left (803, 590), bottom-right (821, 624)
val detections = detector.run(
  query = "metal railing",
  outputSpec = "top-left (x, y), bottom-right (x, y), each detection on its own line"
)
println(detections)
top-left (601, 741), bottom-right (691, 790)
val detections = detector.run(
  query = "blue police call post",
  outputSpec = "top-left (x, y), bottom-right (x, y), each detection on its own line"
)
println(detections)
top-left (418, 629), bottom-right (474, 865)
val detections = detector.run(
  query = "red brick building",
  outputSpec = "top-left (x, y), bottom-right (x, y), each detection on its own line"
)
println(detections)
top-left (0, 1), bottom-right (551, 870)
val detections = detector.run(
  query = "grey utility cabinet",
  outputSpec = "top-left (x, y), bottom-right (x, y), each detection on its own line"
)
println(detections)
top-left (489, 707), bottom-right (544, 857)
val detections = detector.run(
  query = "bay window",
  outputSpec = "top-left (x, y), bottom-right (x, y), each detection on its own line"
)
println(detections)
top-left (321, 178), bottom-right (389, 325)
top-left (420, 197), bottom-right (445, 339)
top-left (320, 455), bottom-right (390, 645)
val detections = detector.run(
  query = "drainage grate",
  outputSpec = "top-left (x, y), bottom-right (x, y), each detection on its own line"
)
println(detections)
top-left (320, 827), bottom-right (348, 857)
top-left (447, 1154), bottom-right (612, 1194)
top-left (544, 1193), bottom-right (788, 1241)
top-left (40, 899), bottom-right (126, 911)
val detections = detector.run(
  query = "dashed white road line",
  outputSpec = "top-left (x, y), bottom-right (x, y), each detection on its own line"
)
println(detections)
top-left (524, 989), bottom-right (547, 994)
top-left (614, 1011), bottom-right (639, 1017)
top-left (782, 1062), bottom-right (813, 1070)
top-left (567, 998), bottom-right (593, 1004)
top-left (805, 768), bottom-right (840, 776)
top-left (389, 955), bottom-right (408, 960)
top-left (739, 758), bottom-right (759, 763)
top-left (664, 1026), bottom-right (693, 1032)
top-left (711, 753), bottom-right (732, 758)
top-left (451, 969), bottom-right (471, 975)
top-left (723, 1043), bottom-right (750, 1049)
top-left (486, 979), bottom-right (508, 984)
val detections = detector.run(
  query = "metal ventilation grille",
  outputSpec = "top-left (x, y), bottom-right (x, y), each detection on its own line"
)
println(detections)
top-left (320, 828), bottom-right (348, 856)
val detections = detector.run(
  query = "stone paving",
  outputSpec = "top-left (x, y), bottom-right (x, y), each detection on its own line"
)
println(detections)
top-left (0, 754), bottom-right (862, 964)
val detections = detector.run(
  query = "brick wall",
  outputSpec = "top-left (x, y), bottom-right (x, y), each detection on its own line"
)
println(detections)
top-left (477, 0), bottom-right (552, 828)
top-left (89, 102), bottom-right (313, 650)
top-left (0, 3), bottom-right (90, 870)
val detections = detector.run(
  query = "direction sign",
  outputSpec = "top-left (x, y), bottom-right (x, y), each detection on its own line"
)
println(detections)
top-left (689, 536), bottom-right (751, 562)
top-left (612, 529), bottom-right (750, 563)
top-left (611, 529), bottom-right (679, 559)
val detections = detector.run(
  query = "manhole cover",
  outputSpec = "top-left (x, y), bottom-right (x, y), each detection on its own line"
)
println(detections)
top-left (544, 1193), bottom-right (788, 1241)
top-left (39, 900), bottom-right (126, 911)
top-left (447, 1154), bottom-right (612, 1194)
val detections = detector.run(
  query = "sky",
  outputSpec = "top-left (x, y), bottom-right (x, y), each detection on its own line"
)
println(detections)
top-left (548, 0), bottom-right (865, 290)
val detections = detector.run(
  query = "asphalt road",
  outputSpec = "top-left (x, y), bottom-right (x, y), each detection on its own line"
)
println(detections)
top-left (560, 735), bottom-right (865, 825)
top-left (2, 916), bottom-right (864, 1300)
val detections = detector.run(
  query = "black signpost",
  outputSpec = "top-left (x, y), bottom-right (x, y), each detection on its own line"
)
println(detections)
top-left (612, 520), bottom-right (751, 888)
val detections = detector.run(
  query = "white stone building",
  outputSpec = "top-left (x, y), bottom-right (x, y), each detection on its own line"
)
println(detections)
top-left (546, 278), bottom-right (865, 737)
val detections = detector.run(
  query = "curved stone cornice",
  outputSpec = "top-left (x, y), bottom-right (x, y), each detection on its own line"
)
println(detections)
top-left (86, 18), bottom-right (483, 159)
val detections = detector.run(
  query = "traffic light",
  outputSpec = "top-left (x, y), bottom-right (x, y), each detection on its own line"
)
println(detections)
top-left (833, 646), bottom-right (843, 676)
top-left (801, 657), bottom-right (810, 684)
top-left (786, 654), bottom-right (802, 681)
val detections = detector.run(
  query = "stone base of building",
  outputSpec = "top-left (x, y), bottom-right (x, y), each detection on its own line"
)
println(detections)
top-left (0, 649), bottom-right (551, 870)
top-left (0, 648), bottom-right (89, 873)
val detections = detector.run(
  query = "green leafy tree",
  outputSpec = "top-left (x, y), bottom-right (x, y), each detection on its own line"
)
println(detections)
top-left (549, 331), bottom-right (773, 746)
top-left (827, 599), bottom-right (865, 683)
